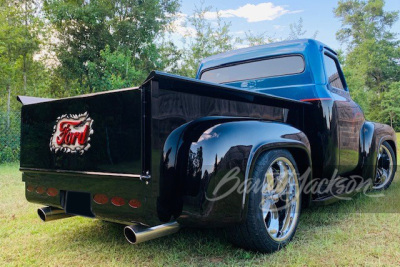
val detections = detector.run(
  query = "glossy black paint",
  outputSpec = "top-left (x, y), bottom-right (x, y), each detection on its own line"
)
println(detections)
top-left (360, 122), bottom-right (397, 180)
top-left (147, 72), bottom-right (311, 225)
top-left (180, 120), bottom-right (311, 226)
top-left (20, 88), bottom-right (156, 225)
top-left (20, 72), bottom-right (312, 226)
top-left (301, 97), bottom-right (396, 200)
top-left (158, 117), bottom-right (312, 226)
top-left (20, 89), bottom-right (142, 174)
top-left (20, 40), bottom-right (397, 227)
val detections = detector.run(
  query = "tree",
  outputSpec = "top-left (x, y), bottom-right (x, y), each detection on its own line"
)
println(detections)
top-left (335, 0), bottom-right (398, 47)
top-left (287, 18), bottom-right (318, 40)
top-left (0, 0), bottom-right (43, 126)
top-left (43, 0), bottom-right (179, 92)
top-left (20, 0), bottom-right (42, 93)
top-left (243, 31), bottom-right (274, 46)
top-left (157, 40), bottom-right (183, 74)
top-left (334, 0), bottom-right (400, 126)
top-left (227, 17), bottom-right (319, 49)
top-left (381, 82), bottom-right (400, 128)
top-left (87, 46), bottom-right (142, 91)
top-left (0, 0), bottom-right (49, 163)
top-left (0, 1), bottom-right (19, 127)
top-left (173, 6), bottom-right (237, 78)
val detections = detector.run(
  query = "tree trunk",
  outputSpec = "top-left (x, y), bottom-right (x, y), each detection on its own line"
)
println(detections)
top-left (23, 54), bottom-right (27, 92)
top-left (23, 0), bottom-right (28, 92)
top-left (7, 84), bottom-right (11, 129)
top-left (390, 114), bottom-right (393, 128)
top-left (126, 56), bottom-right (129, 77)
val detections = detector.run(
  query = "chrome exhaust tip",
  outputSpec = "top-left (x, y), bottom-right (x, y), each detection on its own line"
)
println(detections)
top-left (124, 225), bottom-right (139, 244)
top-left (37, 206), bottom-right (73, 222)
top-left (124, 221), bottom-right (180, 244)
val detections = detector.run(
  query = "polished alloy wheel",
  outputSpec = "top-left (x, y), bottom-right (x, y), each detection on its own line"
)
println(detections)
top-left (261, 157), bottom-right (300, 241)
top-left (373, 144), bottom-right (394, 190)
top-left (226, 149), bottom-right (301, 252)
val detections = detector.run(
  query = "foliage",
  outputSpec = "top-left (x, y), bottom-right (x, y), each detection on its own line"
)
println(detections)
top-left (0, 111), bottom-right (20, 163)
top-left (43, 0), bottom-right (179, 92)
top-left (87, 46), bottom-right (143, 91)
top-left (0, 0), bottom-right (399, 161)
top-left (0, 0), bottom-right (179, 163)
top-left (335, 0), bottom-right (400, 129)
top-left (381, 82), bottom-right (400, 129)
top-left (157, 40), bottom-right (183, 74)
top-left (287, 18), bottom-right (318, 40)
top-left (0, 0), bottom-right (49, 162)
top-left (165, 9), bottom-right (322, 78)
top-left (170, 6), bottom-right (237, 78)
top-left (243, 31), bottom-right (274, 46)
top-left (335, 0), bottom-right (398, 47)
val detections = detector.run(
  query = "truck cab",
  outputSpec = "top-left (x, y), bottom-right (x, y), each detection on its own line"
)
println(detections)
top-left (197, 39), bottom-right (396, 197)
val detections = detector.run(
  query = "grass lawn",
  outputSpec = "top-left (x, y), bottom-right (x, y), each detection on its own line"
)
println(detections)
top-left (1, 139), bottom-right (400, 266)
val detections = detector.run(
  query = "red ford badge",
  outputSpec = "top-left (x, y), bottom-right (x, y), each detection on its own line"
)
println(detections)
top-left (50, 112), bottom-right (94, 154)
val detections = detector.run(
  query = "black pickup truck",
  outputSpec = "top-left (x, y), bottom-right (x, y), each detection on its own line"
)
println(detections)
top-left (18, 39), bottom-right (396, 253)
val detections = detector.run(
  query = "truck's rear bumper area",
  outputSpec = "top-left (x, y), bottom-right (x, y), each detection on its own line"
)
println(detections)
top-left (22, 170), bottom-right (157, 226)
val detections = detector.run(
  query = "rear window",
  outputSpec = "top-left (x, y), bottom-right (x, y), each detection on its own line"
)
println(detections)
top-left (200, 55), bottom-right (305, 84)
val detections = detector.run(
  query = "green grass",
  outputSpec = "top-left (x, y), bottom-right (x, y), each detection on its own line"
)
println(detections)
top-left (1, 138), bottom-right (400, 266)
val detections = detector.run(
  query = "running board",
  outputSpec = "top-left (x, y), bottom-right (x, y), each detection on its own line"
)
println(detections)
top-left (310, 176), bottom-right (368, 205)
top-left (312, 191), bottom-right (358, 205)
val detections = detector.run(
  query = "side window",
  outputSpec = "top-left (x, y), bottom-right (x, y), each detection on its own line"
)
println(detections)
top-left (323, 54), bottom-right (345, 90)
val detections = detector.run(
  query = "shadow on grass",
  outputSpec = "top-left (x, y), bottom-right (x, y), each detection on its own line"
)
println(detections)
top-left (57, 178), bottom-right (400, 264)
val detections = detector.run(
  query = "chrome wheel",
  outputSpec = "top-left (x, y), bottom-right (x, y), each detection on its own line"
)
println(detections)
top-left (261, 157), bottom-right (300, 242)
top-left (226, 149), bottom-right (301, 252)
top-left (373, 143), bottom-right (394, 190)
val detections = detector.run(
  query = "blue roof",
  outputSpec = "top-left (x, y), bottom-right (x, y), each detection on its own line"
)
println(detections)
top-left (196, 39), bottom-right (335, 79)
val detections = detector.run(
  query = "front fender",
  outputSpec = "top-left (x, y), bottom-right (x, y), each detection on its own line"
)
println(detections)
top-left (360, 121), bottom-right (397, 182)
top-left (158, 117), bottom-right (312, 226)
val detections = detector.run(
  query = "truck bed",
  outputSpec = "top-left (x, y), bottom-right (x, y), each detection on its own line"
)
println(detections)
top-left (20, 71), bottom-right (308, 226)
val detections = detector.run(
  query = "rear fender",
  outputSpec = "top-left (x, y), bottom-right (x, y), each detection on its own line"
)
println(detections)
top-left (158, 117), bottom-right (312, 226)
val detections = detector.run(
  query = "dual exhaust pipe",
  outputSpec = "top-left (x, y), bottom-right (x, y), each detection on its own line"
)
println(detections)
top-left (37, 206), bottom-right (180, 244)
top-left (123, 221), bottom-right (180, 244)
top-left (37, 206), bottom-right (74, 222)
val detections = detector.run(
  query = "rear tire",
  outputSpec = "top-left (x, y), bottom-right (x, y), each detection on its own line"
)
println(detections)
top-left (227, 149), bottom-right (301, 253)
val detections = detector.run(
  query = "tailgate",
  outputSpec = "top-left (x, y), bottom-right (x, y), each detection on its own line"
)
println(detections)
top-left (20, 88), bottom-right (143, 175)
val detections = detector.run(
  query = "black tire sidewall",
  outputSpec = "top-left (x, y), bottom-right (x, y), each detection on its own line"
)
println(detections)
top-left (247, 149), bottom-right (302, 251)
top-left (374, 141), bottom-right (397, 191)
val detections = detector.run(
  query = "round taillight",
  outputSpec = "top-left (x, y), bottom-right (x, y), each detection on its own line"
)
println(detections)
top-left (129, 199), bottom-right (142, 209)
top-left (93, 194), bottom-right (109, 205)
top-left (36, 186), bottom-right (46, 194)
top-left (111, 196), bottom-right (125, 206)
top-left (27, 185), bottom-right (35, 192)
top-left (46, 188), bottom-right (58, 197)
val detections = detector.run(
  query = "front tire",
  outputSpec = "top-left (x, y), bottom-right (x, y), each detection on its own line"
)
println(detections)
top-left (372, 141), bottom-right (396, 190)
top-left (227, 149), bottom-right (301, 253)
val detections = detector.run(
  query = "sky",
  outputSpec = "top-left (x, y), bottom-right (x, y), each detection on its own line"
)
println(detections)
top-left (173, 0), bottom-right (400, 51)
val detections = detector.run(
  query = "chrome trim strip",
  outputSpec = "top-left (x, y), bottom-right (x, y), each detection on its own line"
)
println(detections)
top-left (55, 86), bottom-right (140, 100)
top-left (20, 167), bottom-right (142, 179)
top-left (20, 87), bottom-right (140, 106)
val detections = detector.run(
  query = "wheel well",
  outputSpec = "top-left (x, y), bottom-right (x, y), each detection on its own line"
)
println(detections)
top-left (385, 140), bottom-right (397, 162)
top-left (286, 147), bottom-right (312, 209)
top-left (286, 147), bottom-right (311, 180)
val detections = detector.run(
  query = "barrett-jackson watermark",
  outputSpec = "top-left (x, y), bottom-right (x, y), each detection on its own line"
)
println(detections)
top-left (205, 167), bottom-right (385, 203)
